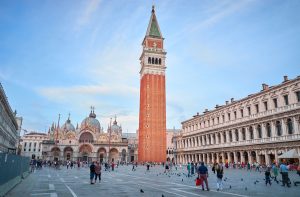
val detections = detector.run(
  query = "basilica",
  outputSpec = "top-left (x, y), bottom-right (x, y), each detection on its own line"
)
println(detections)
top-left (21, 108), bottom-right (128, 163)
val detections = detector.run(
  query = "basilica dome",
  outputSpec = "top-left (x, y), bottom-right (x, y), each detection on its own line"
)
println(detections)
top-left (61, 118), bottom-right (75, 133)
top-left (81, 109), bottom-right (101, 133)
top-left (110, 116), bottom-right (122, 134)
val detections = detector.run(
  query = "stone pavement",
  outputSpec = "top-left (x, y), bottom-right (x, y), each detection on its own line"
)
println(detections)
top-left (5, 165), bottom-right (300, 197)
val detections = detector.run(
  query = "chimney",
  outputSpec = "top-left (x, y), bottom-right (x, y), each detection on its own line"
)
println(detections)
top-left (283, 75), bottom-right (288, 82)
top-left (215, 104), bottom-right (219, 109)
top-left (262, 83), bottom-right (269, 91)
top-left (197, 112), bottom-right (199, 116)
top-left (226, 101), bottom-right (229, 105)
top-left (231, 98), bottom-right (234, 103)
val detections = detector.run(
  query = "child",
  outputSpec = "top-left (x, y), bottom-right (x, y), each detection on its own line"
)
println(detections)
top-left (265, 168), bottom-right (272, 186)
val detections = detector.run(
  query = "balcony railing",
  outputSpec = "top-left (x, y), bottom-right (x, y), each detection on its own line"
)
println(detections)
top-left (176, 133), bottom-right (300, 152)
top-left (183, 103), bottom-right (300, 136)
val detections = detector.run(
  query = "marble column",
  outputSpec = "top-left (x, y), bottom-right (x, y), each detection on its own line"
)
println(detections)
top-left (292, 116), bottom-right (299, 134)
top-left (281, 119), bottom-right (287, 136)
top-left (216, 153), bottom-right (220, 163)
top-left (271, 121), bottom-right (277, 137)
top-left (220, 132), bottom-right (224, 144)
top-left (233, 152), bottom-right (238, 163)
top-left (241, 151), bottom-right (245, 163)
top-left (265, 152), bottom-right (270, 165)
top-left (255, 150), bottom-right (261, 164)
top-left (274, 150), bottom-right (278, 164)
top-left (221, 152), bottom-right (225, 163)
top-left (227, 152), bottom-right (232, 163)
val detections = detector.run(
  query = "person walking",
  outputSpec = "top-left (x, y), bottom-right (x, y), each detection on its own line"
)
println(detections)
top-left (280, 162), bottom-right (290, 187)
top-left (272, 164), bottom-right (279, 182)
top-left (216, 163), bottom-right (224, 191)
top-left (197, 162), bottom-right (210, 191)
top-left (265, 167), bottom-right (272, 186)
top-left (191, 161), bottom-right (195, 175)
top-left (90, 162), bottom-right (96, 184)
top-left (212, 163), bottom-right (216, 174)
top-left (95, 162), bottom-right (101, 183)
top-left (187, 162), bottom-right (191, 177)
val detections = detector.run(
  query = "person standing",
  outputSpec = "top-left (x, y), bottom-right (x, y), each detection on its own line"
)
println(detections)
top-left (191, 161), bottom-right (195, 175)
top-left (216, 163), bottom-right (224, 191)
top-left (265, 167), bottom-right (272, 186)
top-left (272, 164), bottom-right (279, 182)
top-left (280, 162), bottom-right (290, 187)
top-left (90, 162), bottom-right (96, 184)
top-left (187, 162), bottom-right (191, 177)
top-left (94, 162), bottom-right (101, 183)
top-left (197, 162), bottom-right (210, 191)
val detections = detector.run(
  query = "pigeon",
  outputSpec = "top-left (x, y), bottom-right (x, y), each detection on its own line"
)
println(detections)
top-left (241, 178), bottom-right (243, 181)
top-left (245, 187), bottom-right (247, 191)
top-left (140, 189), bottom-right (144, 193)
top-left (182, 178), bottom-right (183, 182)
top-left (229, 185), bottom-right (232, 189)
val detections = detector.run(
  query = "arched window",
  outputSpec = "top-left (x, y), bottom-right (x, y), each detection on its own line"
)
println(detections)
top-left (148, 57), bottom-right (151, 64)
top-left (155, 58), bottom-right (158, 64)
top-left (257, 125), bottom-right (262, 138)
top-left (266, 123), bottom-right (271, 137)
top-left (276, 121), bottom-right (282, 136)
top-left (249, 126), bottom-right (254, 139)
top-left (242, 128), bottom-right (246, 140)
top-left (235, 129), bottom-right (239, 141)
top-left (287, 118), bottom-right (293, 134)
top-left (152, 57), bottom-right (154, 64)
top-left (159, 58), bottom-right (161, 65)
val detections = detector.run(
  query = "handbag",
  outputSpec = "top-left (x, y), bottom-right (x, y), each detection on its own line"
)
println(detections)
top-left (195, 177), bottom-right (203, 186)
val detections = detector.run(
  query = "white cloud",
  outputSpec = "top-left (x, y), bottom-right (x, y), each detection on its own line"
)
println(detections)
top-left (75, 0), bottom-right (101, 31)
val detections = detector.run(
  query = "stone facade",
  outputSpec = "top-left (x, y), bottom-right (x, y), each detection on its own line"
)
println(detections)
top-left (166, 129), bottom-right (180, 163)
top-left (0, 83), bottom-right (22, 154)
top-left (174, 76), bottom-right (300, 165)
top-left (20, 132), bottom-right (48, 159)
top-left (138, 6), bottom-right (166, 162)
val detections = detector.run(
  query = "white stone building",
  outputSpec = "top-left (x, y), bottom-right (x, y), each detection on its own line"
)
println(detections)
top-left (20, 132), bottom-right (48, 159)
top-left (174, 76), bottom-right (300, 165)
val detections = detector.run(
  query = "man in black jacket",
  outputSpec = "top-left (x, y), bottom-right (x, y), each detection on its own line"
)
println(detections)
top-left (90, 162), bottom-right (96, 184)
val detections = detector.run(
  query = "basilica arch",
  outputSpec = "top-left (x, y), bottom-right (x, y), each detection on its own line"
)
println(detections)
top-left (109, 148), bottom-right (119, 163)
top-left (79, 144), bottom-right (93, 162)
top-left (63, 146), bottom-right (74, 161)
top-left (51, 147), bottom-right (61, 161)
top-left (97, 147), bottom-right (107, 163)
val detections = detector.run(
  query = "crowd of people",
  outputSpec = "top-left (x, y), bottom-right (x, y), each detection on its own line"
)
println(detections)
top-left (183, 160), bottom-right (300, 191)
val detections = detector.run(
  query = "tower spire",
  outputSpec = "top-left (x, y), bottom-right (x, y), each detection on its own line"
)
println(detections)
top-left (146, 5), bottom-right (162, 38)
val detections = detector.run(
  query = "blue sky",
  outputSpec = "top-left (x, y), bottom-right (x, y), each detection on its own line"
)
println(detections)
top-left (0, 0), bottom-right (299, 135)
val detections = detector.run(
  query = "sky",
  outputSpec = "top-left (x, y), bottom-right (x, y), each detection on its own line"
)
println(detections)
top-left (0, 0), bottom-right (299, 135)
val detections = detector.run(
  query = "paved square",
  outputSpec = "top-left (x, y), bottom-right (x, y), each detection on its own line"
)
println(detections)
top-left (5, 165), bottom-right (300, 197)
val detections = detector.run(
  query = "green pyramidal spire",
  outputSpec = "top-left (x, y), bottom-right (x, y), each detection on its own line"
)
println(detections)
top-left (146, 5), bottom-right (162, 38)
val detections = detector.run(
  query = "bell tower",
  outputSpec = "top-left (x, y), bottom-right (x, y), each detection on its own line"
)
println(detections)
top-left (138, 6), bottom-right (166, 163)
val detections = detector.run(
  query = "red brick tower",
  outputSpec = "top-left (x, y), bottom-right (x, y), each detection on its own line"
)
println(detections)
top-left (138, 6), bottom-right (166, 163)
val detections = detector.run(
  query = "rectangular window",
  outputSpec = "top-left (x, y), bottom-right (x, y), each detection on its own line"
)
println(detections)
top-left (222, 115), bottom-right (225, 122)
top-left (273, 98), bottom-right (278, 108)
top-left (264, 101), bottom-right (268, 111)
top-left (228, 113), bottom-right (231, 121)
top-left (255, 104), bottom-right (259, 113)
top-left (217, 117), bottom-right (219, 124)
top-left (240, 109), bottom-right (244, 117)
top-left (234, 111), bottom-right (237, 119)
top-left (284, 95), bottom-right (289, 105)
top-left (248, 107), bottom-right (251, 115)
top-left (34, 142), bottom-right (36, 147)
top-left (24, 142), bottom-right (27, 147)
top-left (296, 91), bottom-right (300, 102)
